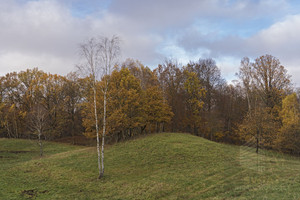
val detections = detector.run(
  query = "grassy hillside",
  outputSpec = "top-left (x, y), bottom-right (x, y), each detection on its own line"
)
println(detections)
top-left (1, 133), bottom-right (300, 199)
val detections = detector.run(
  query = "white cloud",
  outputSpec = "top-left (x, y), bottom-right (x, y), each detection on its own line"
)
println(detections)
top-left (243, 14), bottom-right (300, 85)
top-left (0, 0), bottom-right (299, 87)
top-left (0, 52), bottom-right (75, 75)
top-left (215, 56), bottom-right (240, 82)
top-left (109, 0), bottom-right (288, 29)
top-left (250, 15), bottom-right (300, 55)
top-left (0, 0), bottom-right (165, 75)
top-left (0, 0), bottom-right (85, 75)
top-left (177, 13), bottom-right (300, 86)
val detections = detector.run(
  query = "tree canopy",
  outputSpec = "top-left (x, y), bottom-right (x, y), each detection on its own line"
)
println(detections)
top-left (0, 54), bottom-right (299, 155)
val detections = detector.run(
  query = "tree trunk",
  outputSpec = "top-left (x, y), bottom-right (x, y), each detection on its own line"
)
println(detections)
top-left (122, 130), bottom-right (126, 140)
top-left (246, 90), bottom-right (251, 113)
top-left (141, 125), bottom-right (146, 135)
top-left (156, 122), bottom-right (160, 133)
top-left (129, 128), bottom-right (132, 137)
top-left (6, 121), bottom-right (12, 138)
top-left (71, 112), bottom-right (75, 145)
top-left (93, 86), bottom-right (101, 179)
top-left (38, 132), bottom-right (43, 157)
top-left (99, 89), bottom-right (106, 179)
top-left (14, 115), bottom-right (19, 138)
top-left (256, 129), bottom-right (259, 154)
top-left (159, 123), bottom-right (162, 133)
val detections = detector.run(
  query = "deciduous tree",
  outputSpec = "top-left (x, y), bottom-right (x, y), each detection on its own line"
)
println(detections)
top-left (277, 93), bottom-right (300, 154)
top-left (78, 35), bottom-right (120, 178)
top-left (27, 103), bottom-right (48, 156)
top-left (183, 70), bottom-right (205, 135)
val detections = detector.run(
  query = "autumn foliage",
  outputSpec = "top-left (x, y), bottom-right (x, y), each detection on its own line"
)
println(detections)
top-left (0, 55), bottom-right (299, 155)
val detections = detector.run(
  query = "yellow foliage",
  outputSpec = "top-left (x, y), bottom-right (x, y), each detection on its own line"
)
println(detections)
top-left (215, 131), bottom-right (225, 142)
top-left (277, 93), bottom-right (300, 153)
top-left (280, 93), bottom-right (300, 128)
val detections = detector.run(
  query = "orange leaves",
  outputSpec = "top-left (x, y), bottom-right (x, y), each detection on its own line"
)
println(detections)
top-left (107, 68), bottom-right (143, 133)
top-left (80, 64), bottom-right (174, 138)
top-left (144, 85), bottom-right (173, 124)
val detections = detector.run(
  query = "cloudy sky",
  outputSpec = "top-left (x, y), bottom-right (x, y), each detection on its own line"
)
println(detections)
top-left (1, 0), bottom-right (300, 86)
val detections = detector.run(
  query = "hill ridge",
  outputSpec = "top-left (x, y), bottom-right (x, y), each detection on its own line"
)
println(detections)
top-left (1, 132), bottom-right (300, 199)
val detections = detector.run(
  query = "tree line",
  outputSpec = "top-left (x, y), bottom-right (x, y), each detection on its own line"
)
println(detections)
top-left (0, 55), bottom-right (299, 156)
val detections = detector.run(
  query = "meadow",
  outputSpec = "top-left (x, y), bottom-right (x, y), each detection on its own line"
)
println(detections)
top-left (1, 133), bottom-right (300, 199)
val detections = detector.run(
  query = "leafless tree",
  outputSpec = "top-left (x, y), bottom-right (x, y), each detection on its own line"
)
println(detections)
top-left (239, 55), bottom-right (291, 111)
top-left (27, 104), bottom-right (48, 157)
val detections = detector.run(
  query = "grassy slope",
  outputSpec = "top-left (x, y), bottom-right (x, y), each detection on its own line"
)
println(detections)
top-left (0, 133), bottom-right (300, 200)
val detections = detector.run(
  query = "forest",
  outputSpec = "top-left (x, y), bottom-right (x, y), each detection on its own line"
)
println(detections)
top-left (1, 51), bottom-right (299, 156)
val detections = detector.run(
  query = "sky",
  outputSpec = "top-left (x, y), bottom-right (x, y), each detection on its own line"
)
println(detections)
top-left (1, 0), bottom-right (300, 86)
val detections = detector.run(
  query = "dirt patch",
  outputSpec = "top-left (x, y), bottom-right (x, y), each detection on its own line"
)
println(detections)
top-left (9, 150), bottom-right (31, 154)
top-left (0, 155), bottom-right (11, 159)
top-left (21, 189), bottom-right (48, 198)
top-left (0, 150), bottom-right (33, 154)
top-left (21, 189), bottom-right (37, 198)
top-left (55, 136), bottom-right (95, 146)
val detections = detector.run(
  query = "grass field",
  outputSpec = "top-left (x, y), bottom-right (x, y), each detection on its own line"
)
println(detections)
top-left (1, 133), bottom-right (300, 199)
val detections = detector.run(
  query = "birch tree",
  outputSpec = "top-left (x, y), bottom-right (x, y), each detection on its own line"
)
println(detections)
top-left (98, 36), bottom-right (120, 178)
top-left (28, 103), bottom-right (48, 156)
top-left (238, 57), bottom-right (254, 113)
top-left (77, 36), bottom-right (120, 179)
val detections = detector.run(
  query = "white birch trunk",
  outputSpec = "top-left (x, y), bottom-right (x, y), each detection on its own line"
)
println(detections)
top-left (93, 85), bottom-right (101, 178)
top-left (78, 35), bottom-right (120, 179)
top-left (100, 88), bottom-right (106, 178)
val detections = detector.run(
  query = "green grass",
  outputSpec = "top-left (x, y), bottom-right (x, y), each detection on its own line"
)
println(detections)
top-left (1, 133), bottom-right (300, 199)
